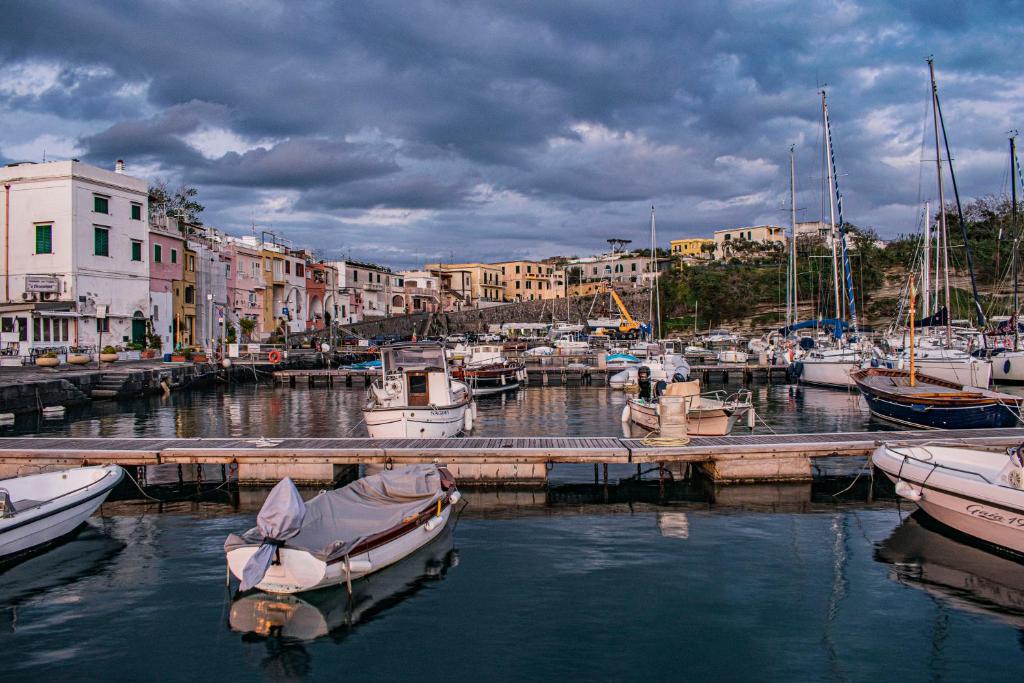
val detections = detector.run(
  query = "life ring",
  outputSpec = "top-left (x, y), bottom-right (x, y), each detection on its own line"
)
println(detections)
top-left (268, 350), bottom-right (282, 364)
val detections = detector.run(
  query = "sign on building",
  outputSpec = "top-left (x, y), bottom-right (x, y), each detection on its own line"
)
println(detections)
top-left (25, 275), bottom-right (59, 293)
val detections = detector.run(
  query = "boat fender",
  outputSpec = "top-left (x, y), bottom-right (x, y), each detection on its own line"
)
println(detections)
top-left (621, 405), bottom-right (630, 422)
top-left (464, 407), bottom-right (474, 431)
top-left (449, 490), bottom-right (462, 505)
top-left (472, 401), bottom-right (478, 420)
top-left (424, 516), bottom-right (444, 532)
top-left (894, 480), bottom-right (922, 501)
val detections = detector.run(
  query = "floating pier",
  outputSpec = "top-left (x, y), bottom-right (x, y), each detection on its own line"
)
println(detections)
top-left (0, 427), bottom-right (1019, 485)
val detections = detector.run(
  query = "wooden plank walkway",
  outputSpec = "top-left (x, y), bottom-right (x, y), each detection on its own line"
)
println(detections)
top-left (0, 428), bottom-right (1019, 467)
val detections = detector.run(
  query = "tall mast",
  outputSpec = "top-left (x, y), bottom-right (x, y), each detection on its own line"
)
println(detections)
top-left (790, 145), bottom-right (798, 327)
top-left (821, 91), bottom-right (842, 322)
top-left (1012, 134), bottom-right (1019, 351)
top-left (822, 91), bottom-right (859, 337)
top-left (928, 58), bottom-right (953, 344)
top-left (649, 206), bottom-right (661, 340)
top-left (922, 200), bottom-right (930, 319)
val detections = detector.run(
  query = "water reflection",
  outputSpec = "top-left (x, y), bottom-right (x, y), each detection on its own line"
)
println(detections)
top-left (876, 513), bottom-right (1024, 629)
top-left (229, 529), bottom-right (457, 644)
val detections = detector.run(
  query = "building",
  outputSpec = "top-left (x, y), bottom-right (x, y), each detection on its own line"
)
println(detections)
top-left (172, 244), bottom-right (197, 348)
top-left (491, 260), bottom-right (559, 302)
top-left (794, 221), bottom-right (829, 239)
top-left (669, 238), bottom-right (715, 259)
top-left (282, 249), bottom-right (307, 335)
top-left (386, 273), bottom-right (405, 316)
top-left (401, 270), bottom-right (441, 313)
top-left (149, 215), bottom-right (186, 353)
top-left (713, 225), bottom-right (786, 259)
top-left (425, 263), bottom-right (503, 306)
top-left (566, 253), bottom-right (668, 288)
top-left (224, 238), bottom-right (265, 341)
top-left (328, 260), bottom-right (392, 323)
top-left (301, 257), bottom-right (337, 332)
top-left (0, 160), bottom-right (150, 356)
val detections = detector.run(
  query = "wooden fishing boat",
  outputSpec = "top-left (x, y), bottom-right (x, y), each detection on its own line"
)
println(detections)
top-left (624, 382), bottom-right (749, 436)
top-left (450, 344), bottom-right (524, 396)
top-left (0, 465), bottom-right (124, 561)
top-left (852, 367), bottom-right (1022, 429)
top-left (873, 443), bottom-right (1024, 554)
top-left (226, 465), bottom-right (461, 595)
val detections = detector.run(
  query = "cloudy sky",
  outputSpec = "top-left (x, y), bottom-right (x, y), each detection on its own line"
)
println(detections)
top-left (1, 1), bottom-right (1021, 268)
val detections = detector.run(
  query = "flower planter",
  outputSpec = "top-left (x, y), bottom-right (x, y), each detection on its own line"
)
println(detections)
top-left (142, 349), bottom-right (157, 359)
top-left (99, 353), bottom-right (119, 363)
top-left (68, 354), bottom-right (91, 365)
top-left (192, 354), bottom-right (209, 363)
top-left (35, 357), bottom-right (60, 367)
top-left (170, 355), bottom-right (187, 363)
top-left (124, 350), bottom-right (142, 361)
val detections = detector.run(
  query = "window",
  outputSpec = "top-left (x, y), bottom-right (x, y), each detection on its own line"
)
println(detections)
top-left (527, 265), bottom-right (532, 273)
top-left (96, 318), bottom-right (110, 333)
top-left (285, 260), bottom-right (290, 275)
top-left (526, 281), bottom-right (532, 290)
top-left (252, 262), bottom-right (259, 278)
top-left (515, 265), bottom-right (521, 274)
top-left (131, 203), bottom-right (142, 220)
top-left (631, 263), bottom-right (637, 272)
top-left (131, 240), bottom-right (142, 261)
top-left (153, 304), bottom-right (159, 321)
top-left (187, 254), bottom-right (195, 272)
top-left (93, 195), bottom-right (109, 214)
top-left (184, 286), bottom-right (195, 304)
top-left (35, 224), bottom-right (52, 254)
top-left (248, 292), bottom-right (257, 306)
top-left (94, 227), bottom-right (109, 256)
top-left (225, 264), bottom-right (231, 278)
top-left (264, 258), bottom-right (272, 272)
top-left (296, 263), bottom-right (304, 277)
top-left (353, 271), bottom-right (358, 282)
top-left (154, 244), bottom-right (162, 262)
top-left (171, 248), bottom-right (178, 264)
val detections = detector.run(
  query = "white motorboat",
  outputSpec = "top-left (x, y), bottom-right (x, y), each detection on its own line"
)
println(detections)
top-left (799, 348), bottom-right (862, 388)
top-left (872, 443), bottom-right (1024, 554)
top-left (878, 347), bottom-right (991, 387)
top-left (226, 465), bottom-right (461, 594)
top-left (624, 381), bottom-right (749, 436)
top-left (229, 527), bottom-right (458, 641)
top-left (609, 355), bottom-right (688, 390)
top-left (716, 349), bottom-right (748, 364)
top-left (363, 342), bottom-right (474, 438)
top-left (0, 465), bottom-right (124, 561)
top-left (553, 338), bottom-right (590, 352)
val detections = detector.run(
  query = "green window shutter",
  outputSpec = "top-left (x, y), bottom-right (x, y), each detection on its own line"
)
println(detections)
top-left (131, 204), bottom-right (142, 220)
top-left (35, 225), bottom-right (52, 254)
top-left (171, 249), bottom-right (177, 264)
top-left (93, 196), bottom-right (108, 214)
top-left (154, 244), bottom-right (162, 262)
top-left (131, 241), bottom-right (142, 261)
top-left (94, 227), bottom-right (109, 256)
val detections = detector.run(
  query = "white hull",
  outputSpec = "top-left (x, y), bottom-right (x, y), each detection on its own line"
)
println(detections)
top-left (800, 360), bottom-right (858, 388)
top-left (0, 465), bottom-right (124, 560)
top-left (873, 445), bottom-right (1024, 554)
top-left (716, 350), bottom-right (748, 364)
top-left (364, 403), bottom-right (468, 438)
top-left (227, 505), bottom-right (453, 594)
top-left (626, 398), bottom-right (739, 436)
top-left (992, 351), bottom-right (1024, 384)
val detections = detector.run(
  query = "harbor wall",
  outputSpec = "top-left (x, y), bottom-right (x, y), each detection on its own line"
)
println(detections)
top-left (347, 289), bottom-right (652, 338)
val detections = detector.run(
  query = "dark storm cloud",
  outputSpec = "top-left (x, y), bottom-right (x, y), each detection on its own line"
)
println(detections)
top-left (1, 0), bottom-right (1021, 267)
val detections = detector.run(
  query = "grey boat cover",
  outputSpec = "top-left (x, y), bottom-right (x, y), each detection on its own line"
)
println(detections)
top-left (226, 465), bottom-right (444, 591)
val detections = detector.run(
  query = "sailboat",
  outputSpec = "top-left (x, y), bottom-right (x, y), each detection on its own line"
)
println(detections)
top-left (798, 91), bottom-right (869, 389)
top-left (988, 134), bottom-right (1024, 383)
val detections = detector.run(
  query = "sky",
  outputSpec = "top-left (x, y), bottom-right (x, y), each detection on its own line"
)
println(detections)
top-left (1, 0), bottom-right (1022, 269)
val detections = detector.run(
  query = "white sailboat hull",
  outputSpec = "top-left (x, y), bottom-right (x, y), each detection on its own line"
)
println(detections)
top-left (992, 351), bottom-right (1024, 384)
top-left (799, 360), bottom-right (858, 388)
top-left (873, 445), bottom-right (1024, 554)
top-left (364, 404), bottom-right (468, 438)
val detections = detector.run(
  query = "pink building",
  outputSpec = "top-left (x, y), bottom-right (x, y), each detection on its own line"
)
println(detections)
top-left (225, 239), bottom-right (265, 341)
top-left (149, 217), bottom-right (186, 353)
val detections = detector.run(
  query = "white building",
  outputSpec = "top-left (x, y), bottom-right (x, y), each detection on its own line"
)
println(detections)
top-left (566, 253), bottom-right (668, 288)
top-left (328, 259), bottom-right (392, 323)
top-left (713, 225), bottom-right (786, 259)
top-left (0, 160), bottom-right (150, 357)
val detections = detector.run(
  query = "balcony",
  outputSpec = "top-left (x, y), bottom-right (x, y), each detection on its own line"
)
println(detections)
top-left (361, 283), bottom-right (385, 292)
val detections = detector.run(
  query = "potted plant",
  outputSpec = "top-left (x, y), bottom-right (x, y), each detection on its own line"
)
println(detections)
top-left (192, 346), bottom-right (209, 363)
top-left (100, 345), bottom-right (119, 363)
top-left (68, 347), bottom-right (91, 365)
top-left (35, 351), bottom-right (60, 367)
top-left (169, 346), bottom-right (189, 363)
top-left (125, 342), bottom-right (144, 361)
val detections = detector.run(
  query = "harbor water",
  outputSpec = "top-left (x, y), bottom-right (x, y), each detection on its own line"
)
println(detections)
top-left (2, 382), bottom-right (1023, 680)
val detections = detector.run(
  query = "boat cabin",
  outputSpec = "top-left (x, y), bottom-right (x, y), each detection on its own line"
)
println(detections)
top-left (373, 343), bottom-right (459, 408)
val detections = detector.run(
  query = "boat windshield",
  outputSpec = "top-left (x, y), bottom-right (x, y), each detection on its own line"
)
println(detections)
top-left (382, 345), bottom-right (446, 372)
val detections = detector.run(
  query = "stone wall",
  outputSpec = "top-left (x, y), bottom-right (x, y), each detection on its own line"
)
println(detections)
top-left (348, 288), bottom-right (652, 338)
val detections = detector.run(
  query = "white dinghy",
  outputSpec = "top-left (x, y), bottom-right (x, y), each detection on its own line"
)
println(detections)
top-left (0, 465), bottom-right (124, 561)
top-left (872, 443), bottom-right (1024, 554)
top-left (225, 465), bottom-right (461, 594)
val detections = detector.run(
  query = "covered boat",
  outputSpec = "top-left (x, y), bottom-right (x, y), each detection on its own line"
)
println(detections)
top-left (872, 443), bottom-right (1024, 554)
top-left (0, 465), bottom-right (124, 561)
top-left (225, 465), bottom-right (461, 594)
top-left (364, 342), bottom-right (474, 438)
top-left (852, 367), bottom-right (1022, 429)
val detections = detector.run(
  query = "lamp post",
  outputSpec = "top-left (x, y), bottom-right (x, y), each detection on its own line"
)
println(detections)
top-left (206, 293), bottom-right (213, 356)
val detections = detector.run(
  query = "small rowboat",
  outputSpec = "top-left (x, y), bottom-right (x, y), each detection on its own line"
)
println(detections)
top-left (225, 465), bottom-right (461, 594)
top-left (0, 465), bottom-right (124, 561)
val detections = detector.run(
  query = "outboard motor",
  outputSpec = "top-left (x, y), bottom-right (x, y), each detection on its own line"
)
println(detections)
top-left (637, 365), bottom-right (653, 401)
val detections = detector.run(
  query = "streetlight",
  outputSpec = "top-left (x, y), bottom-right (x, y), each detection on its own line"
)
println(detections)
top-left (206, 293), bottom-right (213, 356)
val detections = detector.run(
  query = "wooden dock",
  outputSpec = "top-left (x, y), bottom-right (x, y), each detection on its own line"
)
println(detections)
top-left (0, 427), bottom-right (1020, 484)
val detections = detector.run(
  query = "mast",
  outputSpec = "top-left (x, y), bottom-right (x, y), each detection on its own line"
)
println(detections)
top-left (909, 274), bottom-right (917, 387)
top-left (790, 145), bottom-right (798, 327)
top-left (822, 91), bottom-right (859, 337)
top-left (822, 91), bottom-right (842, 323)
top-left (928, 58), bottom-right (953, 344)
top-left (1013, 134), bottom-right (1019, 351)
top-left (931, 58), bottom-right (986, 330)
top-left (922, 201), bottom-right (930, 319)
top-left (650, 206), bottom-right (661, 340)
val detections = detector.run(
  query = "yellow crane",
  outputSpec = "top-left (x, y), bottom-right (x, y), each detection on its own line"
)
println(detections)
top-left (601, 285), bottom-right (641, 335)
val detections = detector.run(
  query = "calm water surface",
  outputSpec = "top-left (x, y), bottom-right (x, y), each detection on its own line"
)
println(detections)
top-left (2, 382), bottom-right (1023, 680)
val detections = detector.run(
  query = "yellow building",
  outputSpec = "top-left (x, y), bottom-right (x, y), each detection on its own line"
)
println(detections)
top-left (261, 247), bottom-right (287, 335)
top-left (172, 247), bottom-right (197, 348)
top-left (568, 281), bottom-right (606, 297)
top-left (491, 260), bottom-right (560, 301)
top-left (425, 263), bottom-right (503, 305)
top-left (714, 225), bottom-right (786, 259)
top-left (669, 238), bottom-right (715, 258)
